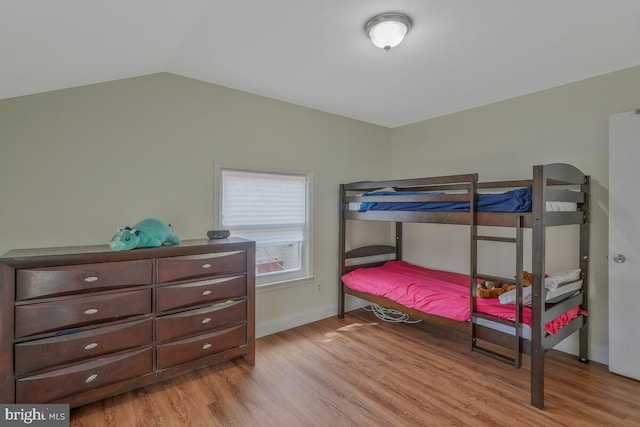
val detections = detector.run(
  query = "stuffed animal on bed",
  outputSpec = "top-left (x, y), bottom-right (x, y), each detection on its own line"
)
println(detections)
top-left (476, 271), bottom-right (536, 298)
top-left (477, 281), bottom-right (516, 298)
top-left (476, 271), bottom-right (549, 298)
top-left (109, 218), bottom-right (181, 251)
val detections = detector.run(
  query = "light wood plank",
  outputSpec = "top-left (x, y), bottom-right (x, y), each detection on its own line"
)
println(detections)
top-left (71, 309), bottom-right (640, 426)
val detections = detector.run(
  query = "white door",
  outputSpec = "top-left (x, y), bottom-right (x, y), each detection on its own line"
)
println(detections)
top-left (609, 110), bottom-right (640, 380)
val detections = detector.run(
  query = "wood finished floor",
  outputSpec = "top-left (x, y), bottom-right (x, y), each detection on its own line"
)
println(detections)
top-left (70, 309), bottom-right (640, 426)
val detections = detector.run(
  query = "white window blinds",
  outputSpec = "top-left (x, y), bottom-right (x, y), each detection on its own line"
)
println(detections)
top-left (221, 170), bottom-right (307, 246)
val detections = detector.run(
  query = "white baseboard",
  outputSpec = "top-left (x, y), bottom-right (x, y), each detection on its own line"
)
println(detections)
top-left (552, 332), bottom-right (608, 365)
top-left (256, 304), bottom-right (337, 338)
top-left (256, 295), bottom-right (371, 338)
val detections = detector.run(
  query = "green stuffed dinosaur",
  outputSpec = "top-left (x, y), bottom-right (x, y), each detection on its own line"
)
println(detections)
top-left (109, 218), bottom-right (181, 251)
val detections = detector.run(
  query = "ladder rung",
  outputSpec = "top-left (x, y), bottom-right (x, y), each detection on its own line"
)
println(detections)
top-left (476, 235), bottom-right (517, 243)
top-left (472, 345), bottom-right (518, 366)
top-left (475, 273), bottom-right (516, 285)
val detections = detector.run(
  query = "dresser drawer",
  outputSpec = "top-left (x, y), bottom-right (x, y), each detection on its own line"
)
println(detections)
top-left (15, 318), bottom-right (153, 377)
top-left (16, 347), bottom-right (152, 403)
top-left (156, 325), bottom-right (246, 369)
top-left (157, 251), bottom-right (246, 283)
top-left (157, 275), bottom-right (246, 312)
top-left (156, 299), bottom-right (246, 342)
top-left (15, 289), bottom-right (152, 338)
top-left (16, 259), bottom-right (153, 301)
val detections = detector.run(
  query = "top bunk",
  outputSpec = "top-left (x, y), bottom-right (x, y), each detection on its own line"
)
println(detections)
top-left (341, 163), bottom-right (589, 228)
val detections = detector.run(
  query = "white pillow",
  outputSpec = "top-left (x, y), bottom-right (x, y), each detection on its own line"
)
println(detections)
top-left (545, 269), bottom-right (581, 289)
top-left (360, 187), bottom-right (396, 195)
top-left (499, 280), bottom-right (583, 306)
top-left (499, 286), bottom-right (532, 305)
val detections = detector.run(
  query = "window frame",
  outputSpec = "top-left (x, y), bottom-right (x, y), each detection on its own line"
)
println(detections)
top-left (214, 163), bottom-right (314, 288)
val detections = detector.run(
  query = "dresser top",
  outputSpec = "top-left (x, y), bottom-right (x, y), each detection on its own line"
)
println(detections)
top-left (0, 238), bottom-right (254, 269)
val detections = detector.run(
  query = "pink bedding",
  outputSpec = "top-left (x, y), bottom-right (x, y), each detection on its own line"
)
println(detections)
top-left (342, 260), bottom-right (584, 334)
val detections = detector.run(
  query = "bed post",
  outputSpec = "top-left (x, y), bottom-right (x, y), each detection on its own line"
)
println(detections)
top-left (579, 175), bottom-right (591, 362)
top-left (531, 165), bottom-right (546, 409)
top-left (396, 222), bottom-right (403, 260)
top-left (338, 184), bottom-right (346, 318)
top-left (469, 174), bottom-right (478, 350)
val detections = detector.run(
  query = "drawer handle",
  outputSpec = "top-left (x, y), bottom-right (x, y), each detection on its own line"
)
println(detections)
top-left (202, 343), bottom-right (212, 350)
top-left (84, 276), bottom-right (99, 283)
top-left (202, 290), bottom-right (212, 296)
top-left (84, 342), bottom-right (99, 350)
top-left (201, 317), bottom-right (211, 324)
top-left (85, 373), bottom-right (98, 383)
top-left (202, 263), bottom-right (212, 269)
top-left (84, 308), bottom-right (98, 315)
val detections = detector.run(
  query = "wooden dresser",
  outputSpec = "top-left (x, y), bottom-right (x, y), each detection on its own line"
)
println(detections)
top-left (0, 238), bottom-right (255, 407)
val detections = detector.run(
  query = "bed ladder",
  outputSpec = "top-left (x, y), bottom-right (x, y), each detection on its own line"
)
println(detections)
top-left (471, 215), bottom-right (524, 367)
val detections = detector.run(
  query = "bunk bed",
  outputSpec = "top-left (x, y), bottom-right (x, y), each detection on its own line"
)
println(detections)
top-left (337, 163), bottom-right (590, 409)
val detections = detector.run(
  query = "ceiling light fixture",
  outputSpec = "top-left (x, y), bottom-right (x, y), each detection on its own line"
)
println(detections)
top-left (365, 12), bottom-right (413, 51)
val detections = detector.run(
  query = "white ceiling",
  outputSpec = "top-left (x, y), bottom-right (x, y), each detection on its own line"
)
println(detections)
top-left (2, 1), bottom-right (640, 128)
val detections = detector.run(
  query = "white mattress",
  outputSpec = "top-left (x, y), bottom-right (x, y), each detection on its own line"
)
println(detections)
top-left (545, 201), bottom-right (578, 212)
top-left (348, 201), bottom-right (577, 212)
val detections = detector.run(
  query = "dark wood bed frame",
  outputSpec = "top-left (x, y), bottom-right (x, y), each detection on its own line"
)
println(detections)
top-left (337, 163), bottom-right (590, 409)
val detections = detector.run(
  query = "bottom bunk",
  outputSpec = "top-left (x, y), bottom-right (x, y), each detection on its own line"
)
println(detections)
top-left (342, 258), bottom-right (585, 337)
top-left (338, 245), bottom-right (589, 408)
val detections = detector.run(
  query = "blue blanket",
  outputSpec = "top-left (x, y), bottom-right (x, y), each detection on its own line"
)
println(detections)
top-left (358, 187), bottom-right (532, 213)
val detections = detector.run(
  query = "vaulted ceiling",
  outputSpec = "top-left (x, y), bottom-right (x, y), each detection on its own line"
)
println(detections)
top-left (2, 1), bottom-right (639, 128)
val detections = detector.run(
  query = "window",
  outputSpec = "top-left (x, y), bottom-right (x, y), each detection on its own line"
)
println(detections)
top-left (216, 166), bottom-right (312, 286)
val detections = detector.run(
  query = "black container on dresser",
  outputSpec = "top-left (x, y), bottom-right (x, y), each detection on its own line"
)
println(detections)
top-left (0, 238), bottom-right (255, 408)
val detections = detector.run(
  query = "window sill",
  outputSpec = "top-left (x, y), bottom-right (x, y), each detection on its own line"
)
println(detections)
top-left (256, 276), bottom-right (315, 294)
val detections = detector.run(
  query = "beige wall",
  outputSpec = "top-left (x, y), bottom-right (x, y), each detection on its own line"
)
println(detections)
top-left (2, 66), bottom-right (639, 362)
top-left (390, 65), bottom-right (640, 363)
top-left (0, 73), bottom-right (390, 336)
